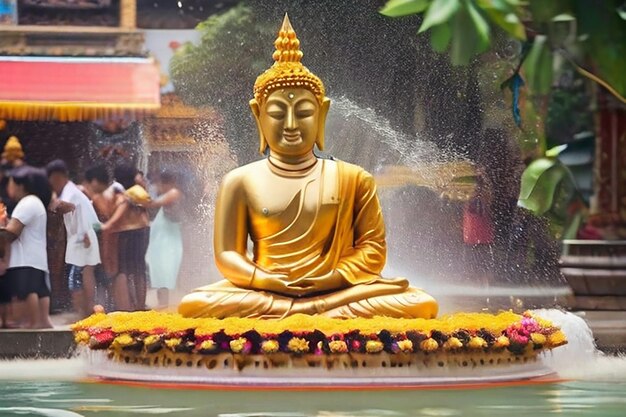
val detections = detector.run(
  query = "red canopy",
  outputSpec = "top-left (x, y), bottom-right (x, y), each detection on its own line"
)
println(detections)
top-left (0, 57), bottom-right (161, 122)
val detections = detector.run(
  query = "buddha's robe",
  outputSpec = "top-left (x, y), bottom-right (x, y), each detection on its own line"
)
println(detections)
top-left (178, 159), bottom-right (438, 319)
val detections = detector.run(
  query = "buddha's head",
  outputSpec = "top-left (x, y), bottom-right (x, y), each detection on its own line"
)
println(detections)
top-left (251, 14), bottom-right (330, 158)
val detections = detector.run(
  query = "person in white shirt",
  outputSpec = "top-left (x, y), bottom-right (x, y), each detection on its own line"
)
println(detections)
top-left (0, 166), bottom-right (53, 328)
top-left (47, 160), bottom-right (102, 317)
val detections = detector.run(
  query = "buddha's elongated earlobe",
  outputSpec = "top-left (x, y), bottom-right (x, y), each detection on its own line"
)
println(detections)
top-left (249, 99), bottom-right (267, 154)
top-left (316, 98), bottom-right (331, 151)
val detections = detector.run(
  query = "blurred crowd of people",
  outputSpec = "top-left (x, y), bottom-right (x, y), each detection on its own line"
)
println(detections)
top-left (0, 137), bottom-right (184, 329)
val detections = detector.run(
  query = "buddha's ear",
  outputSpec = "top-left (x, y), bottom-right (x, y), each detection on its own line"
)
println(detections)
top-left (250, 99), bottom-right (267, 155)
top-left (316, 98), bottom-right (331, 151)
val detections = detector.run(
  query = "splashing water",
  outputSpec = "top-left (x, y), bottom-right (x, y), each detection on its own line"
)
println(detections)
top-left (533, 309), bottom-right (626, 382)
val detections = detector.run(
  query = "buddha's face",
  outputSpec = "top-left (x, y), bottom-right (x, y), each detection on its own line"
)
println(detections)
top-left (251, 88), bottom-right (330, 159)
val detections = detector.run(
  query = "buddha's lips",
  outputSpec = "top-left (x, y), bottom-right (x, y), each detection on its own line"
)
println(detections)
top-left (283, 132), bottom-right (301, 142)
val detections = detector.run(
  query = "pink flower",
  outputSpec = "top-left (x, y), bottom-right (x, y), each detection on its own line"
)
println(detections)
top-left (508, 331), bottom-right (529, 345)
top-left (521, 317), bottom-right (540, 334)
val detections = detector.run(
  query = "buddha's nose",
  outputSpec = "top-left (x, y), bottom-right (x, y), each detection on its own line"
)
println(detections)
top-left (285, 108), bottom-right (297, 130)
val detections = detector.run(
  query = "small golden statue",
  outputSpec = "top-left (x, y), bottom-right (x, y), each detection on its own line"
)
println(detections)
top-left (178, 15), bottom-right (438, 319)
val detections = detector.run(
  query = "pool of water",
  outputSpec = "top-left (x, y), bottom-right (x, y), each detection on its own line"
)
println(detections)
top-left (1, 379), bottom-right (625, 416)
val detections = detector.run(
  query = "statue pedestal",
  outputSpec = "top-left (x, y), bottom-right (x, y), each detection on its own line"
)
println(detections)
top-left (84, 349), bottom-right (557, 388)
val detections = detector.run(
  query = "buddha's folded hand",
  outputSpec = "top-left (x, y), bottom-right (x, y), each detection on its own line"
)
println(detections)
top-left (287, 270), bottom-right (343, 294)
top-left (251, 269), bottom-right (293, 295)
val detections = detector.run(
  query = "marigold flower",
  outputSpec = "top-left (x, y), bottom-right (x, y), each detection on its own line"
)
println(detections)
top-left (494, 335), bottom-right (510, 348)
top-left (229, 337), bottom-right (250, 354)
top-left (468, 337), bottom-right (487, 349)
top-left (112, 334), bottom-right (134, 348)
top-left (164, 338), bottom-right (182, 350)
top-left (365, 340), bottom-right (384, 353)
top-left (199, 339), bottom-right (217, 352)
top-left (143, 335), bottom-right (161, 346)
top-left (74, 330), bottom-right (89, 344)
top-left (530, 333), bottom-right (547, 345)
top-left (547, 330), bottom-right (567, 347)
top-left (396, 339), bottom-right (413, 353)
top-left (287, 337), bottom-right (309, 354)
top-left (443, 337), bottom-right (463, 350)
top-left (420, 338), bottom-right (439, 352)
top-left (261, 340), bottom-right (280, 354)
top-left (329, 340), bottom-right (348, 353)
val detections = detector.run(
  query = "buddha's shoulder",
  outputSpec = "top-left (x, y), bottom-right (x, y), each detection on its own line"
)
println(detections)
top-left (331, 159), bottom-right (374, 181)
top-left (220, 160), bottom-right (267, 186)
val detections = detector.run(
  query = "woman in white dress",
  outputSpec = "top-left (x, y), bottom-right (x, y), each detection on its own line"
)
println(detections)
top-left (145, 171), bottom-right (183, 309)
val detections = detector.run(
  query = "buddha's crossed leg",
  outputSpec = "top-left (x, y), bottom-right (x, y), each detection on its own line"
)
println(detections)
top-left (178, 280), bottom-right (438, 319)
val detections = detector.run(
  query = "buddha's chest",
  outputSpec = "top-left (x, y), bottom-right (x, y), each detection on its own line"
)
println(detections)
top-left (245, 161), bottom-right (340, 238)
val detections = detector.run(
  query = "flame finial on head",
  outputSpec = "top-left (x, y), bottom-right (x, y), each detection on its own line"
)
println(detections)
top-left (272, 14), bottom-right (303, 63)
top-left (253, 13), bottom-right (325, 104)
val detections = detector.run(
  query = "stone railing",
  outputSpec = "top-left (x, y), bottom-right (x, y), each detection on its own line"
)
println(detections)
top-left (561, 239), bottom-right (626, 310)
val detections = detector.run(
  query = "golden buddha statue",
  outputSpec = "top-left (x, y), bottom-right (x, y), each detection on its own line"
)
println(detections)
top-left (178, 15), bottom-right (438, 320)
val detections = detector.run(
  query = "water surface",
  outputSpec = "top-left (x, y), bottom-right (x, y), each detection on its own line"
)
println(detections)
top-left (1, 379), bottom-right (625, 416)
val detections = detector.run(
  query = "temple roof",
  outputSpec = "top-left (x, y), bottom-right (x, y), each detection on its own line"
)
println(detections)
top-left (0, 56), bottom-right (160, 122)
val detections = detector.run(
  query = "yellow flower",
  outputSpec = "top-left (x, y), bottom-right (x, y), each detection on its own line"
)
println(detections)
top-left (536, 317), bottom-right (554, 329)
top-left (467, 337), bottom-right (487, 349)
top-left (329, 340), bottom-right (348, 353)
top-left (74, 330), bottom-right (90, 345)
top-left (73, 311), bottom-right (533, 337)
top-left (112, 334), bottom-right (134, 348)
top-left (71, 312), bottom-right (107, 331)
top-left (287, 337), bottom-right (309, 354)
top-left (365, 340), bottom-right (384, 353)
top-left (494, 335), bottom-right (510, 348)
top-left (229, 337), bottom-right (248, 353)
top-left (530, 333), bottom-right (547, 345)
top-left (143, 335), bottom-right (161, 346)
top-left (261, 340), bottom-right (280, 354)
top-left (199, 340), bottom-right (217, 352)
top-left (397, 339), bottom-right (413, 353)
top-left (443, 337), bottom-right (463, 350)
top-left (547, 330), bottom-right (567, 347)
top-left (420, 338), bottom-right (439, 352)
top-left (164, 338), bottom-right (182, 349)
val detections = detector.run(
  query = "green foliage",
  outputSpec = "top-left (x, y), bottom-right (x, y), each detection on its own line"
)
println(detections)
top-left (380, 0), bottom-right (626, 99)
top-left (380, 0), bottom-right (430, 17)
top-left (573, 1), bottom-right (626, 99)
top-left (418, 0), bottom-right (460, 33)
top-left (170, 4), bottom-right (272, 108)
top-left (522, 35), bottom-right (553, 95)
top-left (518, 153), bottom-right (583, 239)
top-left (380, 0), bottom-right (526, 65)
top-left (430, 22), bottom-right (451, 52)
top-left (478, 0), bottom-right (526, 39)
